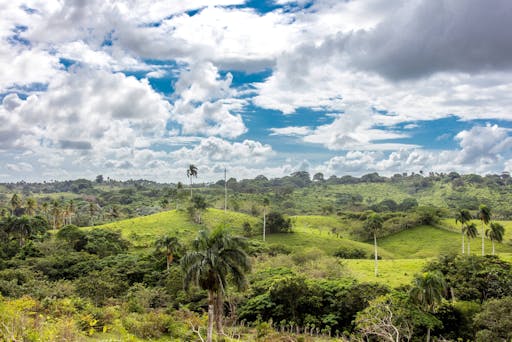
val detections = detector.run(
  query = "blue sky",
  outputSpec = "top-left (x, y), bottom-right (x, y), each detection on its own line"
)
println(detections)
top-left (1, 0), bottom-right (512, 182)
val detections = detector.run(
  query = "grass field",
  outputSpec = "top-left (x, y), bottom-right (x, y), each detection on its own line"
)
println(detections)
top-left (90, 210), bottom-right (200, 247)
top-left (344, 259), bottom-right (427, 287)
top-left (378, 225), bottom-right (512, 258)
top-left (89, 209), bottom-right (512, 287)
top-left (441, 218), bottom-right (512, 242)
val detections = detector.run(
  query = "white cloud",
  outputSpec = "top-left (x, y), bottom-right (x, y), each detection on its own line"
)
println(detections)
top-left (0, 41), bottom-right (61, 92)
top-left (301, 104), bottom-right (417, 150)
top-left (171, 62), bottom-right (247, 138)
top-left (0, 67), bottom-right (172, 175)
top-left (269, 126), bottom-right (312, 136)
top-left (455, 124), bottom-right (512, 165)
top-left (6, 162), bottom-right (33, 172)
top-left (171, 136), bottom-right (274, 164)
top-left (320, 124), bottom-right (512, 176)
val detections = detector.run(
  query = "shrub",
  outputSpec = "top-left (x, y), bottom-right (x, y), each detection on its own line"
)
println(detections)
top-left (333, 248), bottom-right (367, 259)
top-left (122, 311), bottom-right (173, 339)
top-left (265, 212), bottom-right (292, 234)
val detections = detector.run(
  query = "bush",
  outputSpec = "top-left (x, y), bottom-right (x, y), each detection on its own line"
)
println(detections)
top-left (265, 212), bottom-right (292, 234)
top-left (83, 229), bottom-right (129, 257)
top-left (333, 248), bottom-right (367, 259)
top-left (291, 248), bottom-right (325, 265)
top-left (122, 311), bottom-right (173, 339)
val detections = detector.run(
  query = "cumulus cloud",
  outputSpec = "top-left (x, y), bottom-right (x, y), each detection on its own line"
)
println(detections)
top-left (0, 66), bottom-right (172, 177)
top-left (320, 124), bottom-right (512, 176)
top-left (6, 162), bottom-right (33, 173)
top-left (171, 62), bottom-right (247, 138)
top-left (171, 136), bottom-right (274, 164)
top-left (455, 124), bottom-right (512, 164)
top-left (301, 104), bottom-right (417, 150)
top-left (269, 126), bottom-right (312, 136)
top-left (2, 0), bottom-right (512, 181)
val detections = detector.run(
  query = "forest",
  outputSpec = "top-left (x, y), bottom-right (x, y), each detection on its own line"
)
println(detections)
top-left (0, 170), bottom-right (512, 341)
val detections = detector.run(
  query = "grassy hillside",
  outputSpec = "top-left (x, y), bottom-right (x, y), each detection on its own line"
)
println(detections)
top-left (90, 210), bottom-right (200, 248)
top-left (344, 259), bottom-right (426, 287)
top-left (378, 225), bottom-right (512, 258)
top-left (87, 209), bottom-right (512, 290)
top-left (441, 218), bottom-right (512, 242)
top-left (92, 208), bottom-right (260, 245)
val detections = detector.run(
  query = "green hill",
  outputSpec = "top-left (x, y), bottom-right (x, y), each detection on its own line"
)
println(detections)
top-left (378, 225), bottom-right (512, 258)
top-left (90, 208), bottom-right (261, 247)
top-left (87, 209), bottom-right (512, 288)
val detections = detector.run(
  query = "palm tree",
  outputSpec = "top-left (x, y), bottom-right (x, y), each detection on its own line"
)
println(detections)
top-left (409, 271), bottom-right (446, 342)
top-left (51, 200), bottom-right (60, 229)
top-left (262, 197), bottom-right (269, 242)
top-left (478, 205), bottom-right (491, 255)
top-left (486, 222), bottom-right (505, 256)
top-left (67, 200), bottom-right (75, 225)
top-left (155, 235), bottom-right (181, 270)
top-left (182, 228), bottom-right (251, 342)
top-left (25, 198), bottom-right (37, 216)
top-left (463, 222), bottom-right (478, 254)
top-left (455, 209), bottom-right (472, 254)
top-left (187, 164), bottom-right (198, 199)
top-left (365, 213), bottom-right (383, 277)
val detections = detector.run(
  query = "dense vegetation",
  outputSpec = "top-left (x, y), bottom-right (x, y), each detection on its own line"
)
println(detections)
top-left (0, 171), bottom-right (511, 341)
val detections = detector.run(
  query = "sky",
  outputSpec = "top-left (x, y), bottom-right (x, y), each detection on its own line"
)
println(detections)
top-left (1, 0), bottom-right (512, 183)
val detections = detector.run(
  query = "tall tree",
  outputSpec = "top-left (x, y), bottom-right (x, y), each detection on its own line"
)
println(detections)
top-left (182, 228), bottom-right (251, 342)
top-left (51, 200), bottom-right (60, 229)
top-left (409, 271), bottom-right (446, 342)
top-left (463, 222), bottom-right (478, 254)
top-left (486, 222), bottom-right (505, 256)
top-left (187, 164), bottom-right (198, 199)
top-left (66, 200), bottom-right (75, 225)
top-left (25, 197), bottom-right (37, 216)
top-left (478, 205), bottom-right (491, 256)
top-left (455, 209), bottom-right (472, 254)
top-left (155, 235), bottom-right (181, 270)
top-left (262, 197), bottom-right (269, 242)
top-left (365, 213), bottom-right (383, 277)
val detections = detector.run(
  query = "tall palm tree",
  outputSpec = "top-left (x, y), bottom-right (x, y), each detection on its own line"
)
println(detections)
top-left (409, 271), bottom-right (446, 342)
top-left (262, 197), bottom-right (269, 242)
top-left (455, 209), bottom-right (472, 254)
top-left (67, 200), bottom-right (75, 225)
top-left (464, 222), bottom-right (478, 254)
top-left (187, 164), bottom-right (198, 199)
top-left (486, 222), bottom-right (505, 256)
top-left (478, 205), bottom-right (491, 255)
top-left (182, 228), bottom-right (251, 342)
top-left (155, 235), bottom-right (181, 270)
top-left (51, 200), bottom-right (61, 229)
top-left (365, 213), bottom-right (383, 277)
top-left (25, 198), bottom-right (37, 216)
